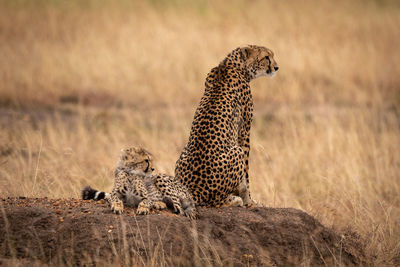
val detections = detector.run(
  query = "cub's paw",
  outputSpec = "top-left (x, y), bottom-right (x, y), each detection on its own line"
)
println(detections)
top-left (173, 204), bottom-right (184, 215)
top-left (136, 206), bottom-right (150, 215)
top-left (184, 207), bottom-right (198, 220)
top-left (111, 202), bottom-right (124, 214)
top-left (152, 201), bottom-right (167, 210)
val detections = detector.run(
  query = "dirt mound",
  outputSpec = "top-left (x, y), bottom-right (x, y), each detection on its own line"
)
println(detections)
top-left (0, 197), bottom-right (365, 266)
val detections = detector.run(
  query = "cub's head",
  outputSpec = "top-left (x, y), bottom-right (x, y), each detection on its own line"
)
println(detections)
top-left (240, 45), bottom-right (279, 79)
top-left (117, 147), bottom-right (154, 173)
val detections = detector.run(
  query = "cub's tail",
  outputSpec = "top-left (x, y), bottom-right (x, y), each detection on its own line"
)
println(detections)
top-left (82, 186), bottom-right (107, 201)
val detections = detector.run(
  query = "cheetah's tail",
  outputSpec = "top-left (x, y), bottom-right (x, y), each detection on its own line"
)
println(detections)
top-left (81, 186), bottom-right (107, 201)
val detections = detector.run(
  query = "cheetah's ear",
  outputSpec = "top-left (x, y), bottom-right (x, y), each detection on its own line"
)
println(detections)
top-left (240, 46), bottom-right (257, 65)
top-left (240, 47), bottom-right (250, 60)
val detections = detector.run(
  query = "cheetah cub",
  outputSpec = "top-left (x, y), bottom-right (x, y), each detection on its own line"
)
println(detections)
top-left (82, 147), bottom-right (197, 219)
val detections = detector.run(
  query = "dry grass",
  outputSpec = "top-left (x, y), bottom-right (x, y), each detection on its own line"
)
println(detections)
top-left (0, 0), bottom-right (399, 265)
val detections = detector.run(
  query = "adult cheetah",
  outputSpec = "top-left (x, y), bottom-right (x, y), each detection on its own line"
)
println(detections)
top-left (175, 45), bottom-right (278, 207)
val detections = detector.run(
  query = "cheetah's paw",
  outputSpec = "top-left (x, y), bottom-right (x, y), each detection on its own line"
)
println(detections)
top-left (152, 201), bottom-right (167, 210)
top-left (111, 202), bottom-right (124, 214)
top-left (229, 195), bottom-right (244, 207)
top-left (246, 199), bottom-right (263, 208)
top-left (184, 207), bottom-right (198, 220)
top-left (136, 206), bottom-right (150, 215)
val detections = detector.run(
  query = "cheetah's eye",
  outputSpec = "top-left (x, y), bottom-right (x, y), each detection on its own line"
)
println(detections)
top-left (265, 56), bottom-right (270, 61)
top-left (144, 159), bottom-right (149, 163)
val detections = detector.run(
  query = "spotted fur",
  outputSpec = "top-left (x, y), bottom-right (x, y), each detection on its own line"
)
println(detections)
top-left (82, 147), bottom-right (197, 219)
top-left (175, 45), bottom-right (278, 207)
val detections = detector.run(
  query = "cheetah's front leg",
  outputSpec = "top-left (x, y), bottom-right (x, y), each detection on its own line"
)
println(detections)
top-left (238, 98), bottom-right (255, 205)
top-left (227, 146), bottom-right (254, 207)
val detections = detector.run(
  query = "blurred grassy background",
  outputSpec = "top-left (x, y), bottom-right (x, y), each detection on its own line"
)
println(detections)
top-left (0, 0), bottom-right (399, 264)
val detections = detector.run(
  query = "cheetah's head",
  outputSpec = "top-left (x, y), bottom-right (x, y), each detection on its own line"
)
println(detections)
top-left (117, 147), bottom-right (154, 173)
top-left (240, 45), bottom-right (279, 79)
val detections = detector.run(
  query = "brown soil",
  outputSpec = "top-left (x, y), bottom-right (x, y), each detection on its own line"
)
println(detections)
top-left (0, 197), bottom-right (365, 266)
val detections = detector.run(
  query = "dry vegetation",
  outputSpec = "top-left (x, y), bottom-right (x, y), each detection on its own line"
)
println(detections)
top-left (0, 0), bottom-right (399, 265)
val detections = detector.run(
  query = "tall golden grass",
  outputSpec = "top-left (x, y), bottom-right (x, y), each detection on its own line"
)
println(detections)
top-left (0, 0), bottom-right (399, 264)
